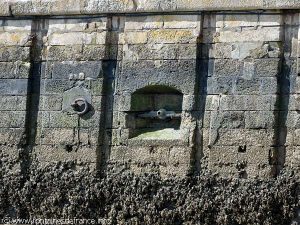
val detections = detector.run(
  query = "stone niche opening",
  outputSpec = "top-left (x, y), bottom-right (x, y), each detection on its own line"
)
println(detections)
top-left (129, 85), bottom-right (183, 140)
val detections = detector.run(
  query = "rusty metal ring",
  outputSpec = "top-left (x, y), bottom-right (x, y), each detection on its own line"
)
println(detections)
top-left (71, 98), bottom-right (89, 116)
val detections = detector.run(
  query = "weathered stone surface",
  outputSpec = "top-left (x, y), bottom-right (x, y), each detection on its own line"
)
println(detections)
top-left (0, 96), bottom-right (27, 110)
top-left (40, 95), bottom-right (63, 111)
top-left (0, 46), bottom-right (30, 61)
top-left (120, 60), bottom-right (196, 95)
top-left (48, 61), bottom-right (102, 80)
top-left (0, 9), bottom-right (299, 224)
top-left (0, 0), bottom-right (10, 16)
top-left (11, 0), bottom-right (81, 16)
top-left (212, 42), bottom-right (281, 59)
top-left (0, 111), bottom-right (26, 128)
top-left (46, 32), bottom-right (98, 46)
top-left (0, 61), bottom-right (31, 79)
top-left (33, 145), bottom-right (97, 163)
top-left (0, 32), bottom-right (32, 46)
top-left (42, 79), bottom-right (70, 94)
top-left (0, 79), bottom-right (28, 95)
top-left (5, 0), bottom-right (300, 17)
top-left (245, 111), bottom-right (276, 129)
top-left (215, 27), bottom-right (281, 43)
top-left (0, 128), bottom-right (24, 144)
top-left (219, 95), bottom-right (274, 111)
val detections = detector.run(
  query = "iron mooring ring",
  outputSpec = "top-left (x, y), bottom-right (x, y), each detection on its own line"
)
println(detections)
top-left (71, 98), bottom-right (89, 116)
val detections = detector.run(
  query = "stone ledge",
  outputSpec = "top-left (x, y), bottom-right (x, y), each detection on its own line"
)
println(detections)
top-left (1, 0), bottom-right (299, 17)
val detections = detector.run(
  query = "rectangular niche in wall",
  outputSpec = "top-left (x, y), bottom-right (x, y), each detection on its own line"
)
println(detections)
top-left (128, 85), bottom-right (183, 140)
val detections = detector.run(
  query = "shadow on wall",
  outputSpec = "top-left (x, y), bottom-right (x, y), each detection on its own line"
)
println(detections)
top-left (272, 13), bottom-right (295, 177)
top-left (19, 19), bottom-right (48, 186)
top-left (96, 16), bottom-right (123, 175)
top-left (16, 19), bottom-right (49, 219)
top-left (193, 13), bottom-right (212, 174)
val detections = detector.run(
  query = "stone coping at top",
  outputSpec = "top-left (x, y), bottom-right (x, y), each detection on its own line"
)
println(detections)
top-left (0, 0), bottom-right (299, 17)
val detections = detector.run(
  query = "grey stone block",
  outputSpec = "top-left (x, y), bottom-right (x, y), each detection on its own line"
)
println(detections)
top-left (234, 77), bottom-right (261, 95)
top-left (0, 62), bottom-right (31, 79)
top-left (51, 61), bottom-right (103, 80)
top-left (38, 112), bottom-right (50, 128)
top-left (168, 146), bottom-right (193, 165)
top-left (208, 146), bottom-right (239, 163)
top-left (285, 111), bottom-right (300, 129)
top-left (220, 95), bottom-right (273, 111)
top-left (218, 111), bottom-right (245, 129)
top-left (0, 96), bottom-right (27, 110)
top-left (82, 45), bottom-right (106, 60)
top-left (260, 77), bottom-right (278, 95)
top-left (216, 27), bottom-right (281, 43)
top-left (44, 45), bottom-right (118, 61)
top-left (0, 79), bottom-right (28, 95)
top-left (0, 46), bottom-right (30, 61)
top-left (42, 79), bottom-right (70, 94)
top-left (0, 128), bottom-right (24, 144)
top-left (48, 112), bottom-right (78, 128)
top-left (11, 0), bottom-right (81, 16)
top-left (288, 76), bottom-right (300, 94)
top-left (41, 62), bottom-right (53, 79)
top-left (40, 95), bottom-right (63, 111)
top-left (124, 44), bottom-right (182, 60)
top-left (90, 78), bottom-right (104, 95)
top-left (234, 77), bottom-right (279, 95)
top-left (212, 59), bottom-right (243, 77)
top-left (178, 44), bottom-right (198, 60)
top-left (244, 129), bottom-right (274, 146)
top-left (43, 45), bottom-right (84, 61)
top-left (211, 42), bottom-right (281, 59)
top-left (242, 146), bottom-right (270, 165)
top-left (127, 137), bottom-right (189, 147)
top-left (0, 111), bottom-right (26, 128)
top-left (214, 129), bottom-right (246, 146)
top-left (182, 95), bottom-right (195, 111)
top-left (6, 0), bottom-right (300, 17)
top-left (33, 145), bottom-right (97, 164)
top-left (207, 76), bottom-right (235, 95)
top-left (245, 111), bottom-right (276, 129)
top-left (120, 60), bottom-right (196, 95)
top-left (40, 128), bottom-right (75, 145)
top-left (203, 112), bottom-right (211, 128)
top-left (255, 58), bottom-right (281, 77)
top-left (0, 0), bottom-right (10, 16)
top-left (91, 95), bottom-right (105, 111)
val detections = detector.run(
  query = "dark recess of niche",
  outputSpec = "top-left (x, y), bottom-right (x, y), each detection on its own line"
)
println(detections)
top-left (130, 85), bottom-right (183, 138)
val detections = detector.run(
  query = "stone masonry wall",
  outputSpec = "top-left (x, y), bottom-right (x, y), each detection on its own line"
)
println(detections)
top-left (0, 11), bottom-right (299, 179)
top-left (0, 19), bottom-right (32, 179)
top-left (202, 13), bottom-right (283, 178)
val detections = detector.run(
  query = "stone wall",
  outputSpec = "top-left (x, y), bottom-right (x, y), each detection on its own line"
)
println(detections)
top-left (0, 10), bottom-right (300, 179)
